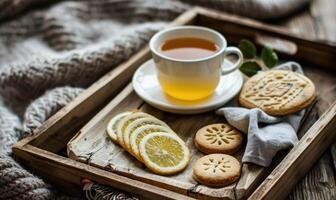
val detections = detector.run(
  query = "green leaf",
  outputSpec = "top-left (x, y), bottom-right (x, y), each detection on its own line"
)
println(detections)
top-left (239, 39), bottom-right (257, 59)
top-left (261, 46), bottom-right (278, 68)
top-left (239, 61), bottom-right (262, 77)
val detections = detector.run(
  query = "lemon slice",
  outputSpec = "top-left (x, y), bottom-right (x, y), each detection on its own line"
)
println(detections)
top-left (123, 117), bottom-right (169, 152)
top-left (139, 132), bottom-right (190, 175)
top-left (116, 112), bottom-right (153, 148)
top-left (130, 125), bottom-right (173, 160)
top-left (106, 112), bottom-right (131, 143)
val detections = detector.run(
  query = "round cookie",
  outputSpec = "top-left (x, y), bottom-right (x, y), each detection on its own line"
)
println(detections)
top-left (193, 154), bottom-right (241, 187)
top-left (195, 123), bottom-right (243, 154)
top-left (239, 70), bottom-right (316, 116)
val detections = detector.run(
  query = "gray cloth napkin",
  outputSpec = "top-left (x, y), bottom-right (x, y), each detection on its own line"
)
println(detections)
top-left (216, 62), bottom-right (305, 167)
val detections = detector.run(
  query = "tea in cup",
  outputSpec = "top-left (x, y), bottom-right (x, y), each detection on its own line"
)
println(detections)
top-left (149, 26), bottom-right (243, 101)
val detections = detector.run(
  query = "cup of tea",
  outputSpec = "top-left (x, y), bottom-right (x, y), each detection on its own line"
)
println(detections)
top-left (149, 26), bottom-right (243, 101)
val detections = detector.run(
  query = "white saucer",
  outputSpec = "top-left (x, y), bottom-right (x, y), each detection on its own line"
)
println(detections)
top-left (132, 59), bottom-right (243, 114)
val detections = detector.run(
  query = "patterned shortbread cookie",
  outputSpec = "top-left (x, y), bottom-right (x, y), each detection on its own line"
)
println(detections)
top-left (239, 70), bottom-right (316, 116)
top-left (195, 123), bottom-right (243, 154)
top-left (193, 154), bottom-right (241, 187)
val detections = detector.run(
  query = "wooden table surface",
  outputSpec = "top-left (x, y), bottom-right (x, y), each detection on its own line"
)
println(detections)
top-left (276, 0), bottom-right (336, 199)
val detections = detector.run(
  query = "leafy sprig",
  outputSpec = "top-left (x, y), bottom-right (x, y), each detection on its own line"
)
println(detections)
top-left (238, 39), bottom-right (278, 77)
top-left (239, 39), bottom-right (256, 59)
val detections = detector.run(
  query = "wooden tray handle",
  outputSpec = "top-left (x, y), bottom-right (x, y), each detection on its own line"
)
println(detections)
top-left (255, 34), bottom-right (298, 55)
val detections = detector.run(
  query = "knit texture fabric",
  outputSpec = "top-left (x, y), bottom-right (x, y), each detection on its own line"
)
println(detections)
top-left (0, 0), bottom-right (308, 199)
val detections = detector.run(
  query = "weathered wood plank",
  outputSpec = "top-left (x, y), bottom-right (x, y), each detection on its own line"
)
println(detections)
top-left (288, 152), bottom-right (336, 200)
top-left (310, 0), bottom-right (336, 43)
top-left (331, 144), bottom-right (336, 173)
top-left (279, 11), bottom-right (317, 40)
top-left (288, 105), bottom-right (336, 200)
top-left (13, 145), bottom-right (195, 200)
top-left (311, 0), bottom-right (336, 181)
top-left (280, 0), bottom-right (336, 199)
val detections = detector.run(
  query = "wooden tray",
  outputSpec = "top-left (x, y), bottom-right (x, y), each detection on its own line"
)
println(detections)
top-left (12, 7), bottom-right (336, 200)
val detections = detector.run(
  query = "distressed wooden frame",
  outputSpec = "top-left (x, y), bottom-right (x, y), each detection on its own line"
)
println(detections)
top-left (12, 7), bottom-right (336, 200)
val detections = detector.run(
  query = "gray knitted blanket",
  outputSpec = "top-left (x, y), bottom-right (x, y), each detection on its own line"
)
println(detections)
top-left (0, 0), bottom-right (308, 199)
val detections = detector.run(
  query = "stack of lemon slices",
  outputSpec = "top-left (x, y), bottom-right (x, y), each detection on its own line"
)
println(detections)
top-left (106, 111), bottom-right (190, 175)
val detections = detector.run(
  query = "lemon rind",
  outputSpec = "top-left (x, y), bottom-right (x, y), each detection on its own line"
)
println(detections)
top-left (106, 112), bottom-right (131, 143)
top-left (139, 132), bottom-right (190, 175)
top-left (130, 125), bottom-right (173, 160)
top-left (123, 117), bottom-right (169, 151)
top-left (116, 112), bottom-right (154, 148)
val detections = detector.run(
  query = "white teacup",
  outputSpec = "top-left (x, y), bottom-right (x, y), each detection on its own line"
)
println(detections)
top-left (149, 26), bottom-right (243, 101)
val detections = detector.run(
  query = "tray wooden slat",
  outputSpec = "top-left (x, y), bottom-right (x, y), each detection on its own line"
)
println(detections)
top-left (14, 144), bottom-right (194, 200)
